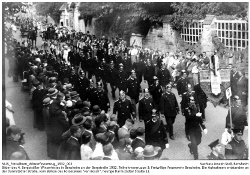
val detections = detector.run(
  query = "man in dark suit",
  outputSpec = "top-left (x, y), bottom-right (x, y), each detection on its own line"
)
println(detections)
top-left (113, 90), bottom-right (136, 127)
top-left (145, 109), bottom-right (169, 150)
top-left (157, 63), bottom-right (171, 89)
top-left (127, 70), bottom-right (141, 105)
top-left (131, 127), bottom-right (146, 151)
top-left (75, 70), bottom-right (89, 101)
top-left (207, 139), bottom-right (225, 160)
top-left (194, 83), bottom-right (207, 121)
top-left (138, 88), bottom-right (155, 123)
top-left (107, 60), bottom-right (118, 100)
top-left (64, 125), bottom-right (82, 160)
top-left (177, 70), bottom-right (189, 97)
top-left (93, 82), bottom-right (110, 113)
top-left (230, 65), bottom-right (240, 98)
top-left (160, 84), bottom-right (179, 140)
top-left (149, 76), bottom-right (163, 110)
top-left (181, 84), bottom-right (199, 141)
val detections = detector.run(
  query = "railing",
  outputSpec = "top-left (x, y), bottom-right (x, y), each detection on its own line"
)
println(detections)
top-left (180, 20), bottom-right (204, 45)
top-left (214, 20), bottom-right (248, 51)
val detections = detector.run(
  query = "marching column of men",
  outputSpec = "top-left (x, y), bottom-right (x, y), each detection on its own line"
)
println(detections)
top-left (5, 24), bottom-right (248, 160)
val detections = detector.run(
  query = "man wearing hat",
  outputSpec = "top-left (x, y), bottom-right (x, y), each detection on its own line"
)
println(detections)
top-left (107, 60), bottom-right (118, 100)
top-left (85, 79), bottom-right (97, 109)
top-left (149, 76), bottom-right (163, 110)
top-left (157, 62), bottom-right (171, 89)
top-left (42, 97), bottom-right (53, 158)
top-left (142, 145), bottom-right (159, 160)
top-left (93, 82), bottom-right (110, 113)
top-left (230, 65), bottom-right (240, 97)
top-left (194, 82), bottom-right (208, 121)
top-left (144, 59), bottom-right (155, 87)
top-left (160, 84), bottom-right (179, 140)
top-left (181, 84), bottom-right (199, 140)
top-left (70, 91), bottom-right (80, 107)
top-left (225, 129), bottom-right (248, 159)
top-left (225, 95), bottom-right (248, 132)
top-left (145, 109), bottom-right (169, 150)
top-left (69, 68), bottom-right (78, 90)
top-left (113, 90), bottom-right (136, 127)
top-left (131, 127), bottom-right (146, 151)
top-left (127, 69), bottom-right (140, 105)
top-left (5, 125), bottom-right (29, 160)
top-left (207, 139), bottom-right (225, 160)
top-left (138, 88), bottom-right (155, 123)
top-left (75, 70), bottom-right (89, 101)
top-left (177, 70), bottom-right (189, 96)
top-left (117, 63), bottom-right (128, 92)
top-left (123, 53), bottom-right (132, 79)
top-left (96, 58), bottom-right (108, 92)
top-left (49, 92), bottom-right (70, 159)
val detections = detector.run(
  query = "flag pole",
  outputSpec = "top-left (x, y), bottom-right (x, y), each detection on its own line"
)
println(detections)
top-left (229, 94), bottom-right (232, 129)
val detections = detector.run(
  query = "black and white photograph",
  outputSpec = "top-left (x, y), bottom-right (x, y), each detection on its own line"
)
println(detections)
top-left (2, 1), bottom-right (249, 171)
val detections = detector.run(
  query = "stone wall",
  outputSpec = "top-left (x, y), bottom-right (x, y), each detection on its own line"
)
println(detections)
top-left (142, 23), bottom-right (177, 53)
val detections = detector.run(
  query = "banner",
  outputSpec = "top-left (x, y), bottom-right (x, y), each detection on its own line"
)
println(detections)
top-left (199, 70), bottom-right (210, 82)
top-left (220, 69), bottom-right (231, 82)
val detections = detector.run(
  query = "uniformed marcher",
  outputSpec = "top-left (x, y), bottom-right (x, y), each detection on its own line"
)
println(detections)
top-left (93, 82), bottom-right (110, 113)
top-left (113, 90), bottom-right (136, 127)
top-left (117, 63), bottom-right (127, 92)
top-left (157, 63), bottom-right (171, 89)
top-left (207, 139), bottom-right (225, 160)
top-left (225, 95), bottom-right (248, 133)
top-left (127, 70), bottom-right (140, 105)
top-left (144, 109), bottom-right (169, 150)
top-left (185, 96), bottom-right (207, 160)
top-left (85, 79), bottom-right (97, 109)
top-left (160, 84), bottom-right (179, 140)
top-left (138, 88), bottom-right (155, 122)
top-left (75, 70), bottom-right (89, 101)
top-left (68, 68), bottom-right (78, 89)
top-left (194, 83), bottom-right (207, 121)
top-left (225, 129), bottom-right (248, 160)
top-left (96, 58), bottom-right (108, 92)
top-left (144, 59), bottom-right (155, 87)
top-left (177, 70), bottom-right (189, 96)
top-left (149, 76), bottom-right (163, 110)
top-left (181, 84), bottom-right (199, 140)
top-left (107, 60), bottom-right (118, 100)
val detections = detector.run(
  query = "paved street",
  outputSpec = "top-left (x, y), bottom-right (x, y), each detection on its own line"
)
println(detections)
top-left (4, 27), bottom-right (248, 160)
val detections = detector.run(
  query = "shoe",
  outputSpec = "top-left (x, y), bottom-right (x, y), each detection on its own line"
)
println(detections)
top-left (188, 143), bottom-right (193, 154)
top-left (202, 118), bottom-right (206, 122)
top-left (186, 135), bottom-right (190, 141)
top-left (170, 136), bottom-right (175, 140)
top-left (194, 154), bottom-right (198, 160)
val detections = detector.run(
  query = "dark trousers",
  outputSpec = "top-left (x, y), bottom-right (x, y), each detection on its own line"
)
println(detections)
top-left (47, 134), bottom-right (53, 158)
top-left (110, 83), bottom-right (117, 98)
top-left (166, 116), bottom-right (176, 137)
top-left (199, 104), bottom-right (206, 120)
top-left (189, 131), bottom-right (202, 159)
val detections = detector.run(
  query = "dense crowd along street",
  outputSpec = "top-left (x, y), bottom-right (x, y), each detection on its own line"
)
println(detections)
top-left (3, 16), bottom-right (248, 161)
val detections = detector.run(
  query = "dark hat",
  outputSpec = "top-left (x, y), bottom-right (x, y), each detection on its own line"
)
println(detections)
top-left (208, 139), bottom-right (220, 149)
top-left (131, 69), bottom-right (136, 73)
top-left (47, 88), bottom-right (58, 96)
top-left (142, 145), bottom-right (158, 157)
top-left (99, 113), bottom-right (108, 122)
top-left (97, 81), bottom-right (102, 87)
top-left (43, 97), bottom-right (51, 106)
top-left (83, 101), bottom-right (90, 108)
top-left (65, 94), bottom-right (71, 100)
top-left (119, 90), bottom-right (125, 95)
top-left (79, 70), bottom-right (84, 75)
top-left (6, 125), bottom-right (23, 136)
top-left (233, 129), bottom-right (243, 135)
top-left (166, 84), bottom-right (172, 89)
top-left (70, 91), bottom-right (79, 98)
top-left (72, 113), bottom-right (86, 126)
top-left (89, 79), bottom-right (94, 84)
top-left (136, 127), bottom-right (145, 135)
top-left (110, 60), bottom-right (114, 65)
top-left (129, 128), bottom-right (137, 139)
top-left (92, 105), bottom-right (101, 115)
top-left (119, 63), bottom-right (124, 67)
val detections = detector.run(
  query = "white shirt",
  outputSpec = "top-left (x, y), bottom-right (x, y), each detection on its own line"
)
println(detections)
top-left (81, 144), bottom-right (93, 160)
top-left (91, 142), bottom-right (104, 158)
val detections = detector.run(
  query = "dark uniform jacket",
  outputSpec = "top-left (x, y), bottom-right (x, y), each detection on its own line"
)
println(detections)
top-left (145, 119), bottom-right (168, 150)
top-left (138, 97), bottom-right (155, 121)
top-left (194, 83), bottom-right (207, 107)
top-left (144, 65), bottom-right (155, 84)
top-left (225, 138), bottom-right (248, 160)
top-left (230, 71), bottom-right (240, 96)
top-left (86, 86), bottom-right (97, 107)
top-left (149, 83), bottom-right (163, 105)
top-left (107, 67), bottom-right (118, 85)
top-left (113, 98), bottom-right (136, 127)
top-left (64, 136), bottom-right (81, 160)
top-left (5, 138), bottom-right (30, 160)
top-left (157, 68), bottom-right (171, 86)
top-left (177, 77), bottom-right (189, 96)
top-left (131, 137), bottom-right (146, 151)
top-left (225, 105), bottom-right (248, 129)
top-left (207, 152), bottom-right (225, 160)
top-left (126, 77), bottom-right (140, 101)
top-left (160, 92), bottom-right (179, 117)
top-left (117, 70), bottom-right (127, 91)
top-left (93, 90), bottom-right (110, 112)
